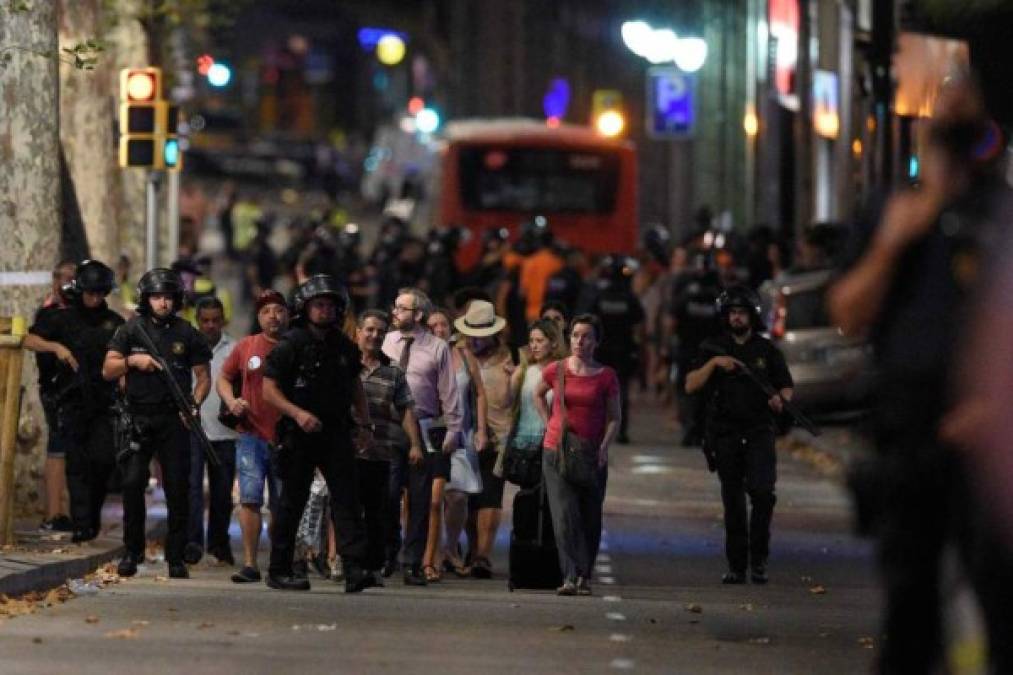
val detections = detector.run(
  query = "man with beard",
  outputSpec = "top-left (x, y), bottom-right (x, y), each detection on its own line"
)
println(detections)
top-left (218, 290), bottom-right (290, 583)
top-left (103, 268), bottom-right (212, 579)
top-left (26, 260), bottom-right (124, 543)
top-left (262, 275), bottom-right (374, 592)
top-left (382, 287), bottom-right (460, 585)
top-left (685, 285), bottom-right (793, 585)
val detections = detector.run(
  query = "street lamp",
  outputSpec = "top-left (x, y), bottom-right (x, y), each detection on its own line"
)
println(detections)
top-left (620, 20), bottom-right (708, 73)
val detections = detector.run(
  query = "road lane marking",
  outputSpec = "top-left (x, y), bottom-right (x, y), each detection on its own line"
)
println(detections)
top-left (600, 576), bottom-right (616, 584)
top-left (610, 633), bottom-right (632, 642)
top-left (610, 658), bottom-right (635, 670)
top-left (596, 564), bottom-right (613, 575)
top-left (598, 553), bottom-right (612, 563)
top-left (631, 464), bottom-right (673, 475)
top-left (605, 612), bottom-right (627, 621)
top-left (603, 595), bottom-right (622, 602)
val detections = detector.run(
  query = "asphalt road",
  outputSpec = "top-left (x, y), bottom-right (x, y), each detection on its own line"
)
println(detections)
top-left (0, 400), bottom-right (879, 674)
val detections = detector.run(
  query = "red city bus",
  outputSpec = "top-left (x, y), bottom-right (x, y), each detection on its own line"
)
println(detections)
top-left (436, 119), bottom-right (638, 269)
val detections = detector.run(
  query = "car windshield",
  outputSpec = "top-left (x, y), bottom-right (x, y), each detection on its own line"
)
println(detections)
top-left (786, 286), bottom-right (830, 329)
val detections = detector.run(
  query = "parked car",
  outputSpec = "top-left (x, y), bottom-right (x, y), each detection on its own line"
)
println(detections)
top-left (759, 269), bottom-right (875, 414)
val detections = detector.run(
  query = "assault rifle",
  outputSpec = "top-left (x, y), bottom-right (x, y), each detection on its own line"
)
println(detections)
top-left (133, 321), bottom-right (221, 466)
top-left (702, 343), bottom-right (821, 437)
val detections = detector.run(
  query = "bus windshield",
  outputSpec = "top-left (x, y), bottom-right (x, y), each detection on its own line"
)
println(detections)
top-left (458, 146), bottom-right (620, 214)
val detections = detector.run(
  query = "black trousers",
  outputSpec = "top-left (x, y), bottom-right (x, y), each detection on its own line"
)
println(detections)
top-left (268, 429), bottom-right (366, 577)
top-left (66, 412), bottom-right (116, 533)
top-left (714, 428), bottom-right (777, 574)
top-left (386, 449), bottom-right (406, 565)
top-left (356, 458), bottom-right (391, 572)
top-left (187, 438), bottom-right (237, 556)
top-left (401, 453), bottom-right (437, 568)
top-left (121, 412), bottom-right (190, 564)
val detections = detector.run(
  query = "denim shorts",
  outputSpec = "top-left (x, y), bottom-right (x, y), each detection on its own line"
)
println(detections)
top-left (43, 404), bottom-right (68, 459)
top-left (236, 433), bottom-right (281, 507)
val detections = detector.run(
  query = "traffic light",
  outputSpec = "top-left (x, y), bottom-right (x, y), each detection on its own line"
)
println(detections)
top-left (591, 89), bottom-right (625, 137)
top-left (118, 67), bottom-right (182, 170)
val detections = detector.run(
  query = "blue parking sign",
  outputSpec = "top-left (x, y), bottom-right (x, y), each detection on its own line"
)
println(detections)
top-left (647, 68), bottom-right (695, 138)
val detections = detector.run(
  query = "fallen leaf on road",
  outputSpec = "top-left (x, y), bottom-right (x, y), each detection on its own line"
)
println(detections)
top-left (32, 637), bottom-right (42, 644)
top-left (132, 620), bottom-right (150, 626)
top-left (105, 628), bottom-right (140, 639)
top-left (739, 603), bottom-right (754, 612)
top-left (748, 637), bottom-right (771, 645)
top-left (684, 603), bottom-right (703, 614)
top-left (858, 637), bottom-right (875, 649)
top-left (809, 585), bottom-right (827, 595)
top-left (197, 622), bottom-right (214, 629)
top-left (688, 619), bottom-right (700, 624)
top-left (549, 624), bottom-right (575, 632)
top-left (85, 615), bottom-right (100, 624)
top-left (153, 576), bottom-right (169, 583)
top-left (167, 608), bottom-right (178, 612)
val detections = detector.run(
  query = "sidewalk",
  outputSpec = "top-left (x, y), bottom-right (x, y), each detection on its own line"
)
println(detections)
top-left (0, 492), bottom-right (167, 597)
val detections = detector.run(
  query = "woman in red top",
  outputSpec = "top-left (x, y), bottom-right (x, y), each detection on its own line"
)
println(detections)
top-left (535, 314), bottom-right (621, 596)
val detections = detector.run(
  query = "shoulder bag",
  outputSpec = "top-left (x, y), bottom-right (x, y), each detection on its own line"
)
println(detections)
top-left (557, 360), bottom-right (598, 489)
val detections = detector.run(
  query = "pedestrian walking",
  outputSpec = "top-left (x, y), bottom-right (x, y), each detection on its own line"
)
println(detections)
top-left (184, 297), bottom-right (238, 566)
top-left (355, 310), bottom-right (425, 587)
top-left (25, 260), bottom-right (125, 543)
top-left (218, 290), bottom-right (289, 583)
top-left (534, 314), bottom-right (621, 596)
top-left (261, 275), bottom-right (374, 592)
top-left (382, 287), bottom-right (461, 586)
top-left (685, 285), bottom-right (793, 585)
top-left (103, 268), bottom-right (212, 579)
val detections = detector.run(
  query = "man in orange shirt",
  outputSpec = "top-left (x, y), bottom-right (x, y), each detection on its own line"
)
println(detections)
top-left (518, 219), bottom-right (563, 323)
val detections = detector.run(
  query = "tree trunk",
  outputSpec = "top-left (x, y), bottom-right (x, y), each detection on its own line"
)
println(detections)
top-left (0, 1), bottom-right (63, 514)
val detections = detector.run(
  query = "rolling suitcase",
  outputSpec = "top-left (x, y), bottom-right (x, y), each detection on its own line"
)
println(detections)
top-left (508, 481), bottom-right (562, 590)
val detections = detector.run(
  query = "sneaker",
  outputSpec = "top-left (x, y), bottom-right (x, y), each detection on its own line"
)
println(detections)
top-left (266, 574), bottom-right (311, 591)
top-left (40, 514), bottom-right (74, 532)
top-left (556, 580), bottom-right (578, 596)
top-left (168, 563), bottom-right (189, 579)
top-left (182, 543), bottom-right (203, 565)
top-left (403, 565), bottom-right (427, 586)
top-left (576, 577), bottom-right (592, 596)
top-left (751, 565), bottom-right (769, 585)
top-left (722, 571), bottom-right (747, 584)
top-left (117, 552), bottom-right (142, 577)
top-left (344, 565), bottom-right (369, 593)
top-left (231, 566), bottom-right (261, 583)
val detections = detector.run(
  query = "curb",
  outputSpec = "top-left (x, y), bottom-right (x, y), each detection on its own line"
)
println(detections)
top-left (0, 520), bottom-right (167, 598)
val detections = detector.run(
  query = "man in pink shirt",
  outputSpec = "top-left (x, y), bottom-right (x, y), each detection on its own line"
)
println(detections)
top-left (382, 287), bottom-right (460, 585)
top-left (218, 290), bottom-right (289, 583)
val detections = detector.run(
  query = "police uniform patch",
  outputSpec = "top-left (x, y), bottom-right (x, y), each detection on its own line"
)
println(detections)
top-left (172, 341), bottom-right (185, 355)
top-left (103, 320), bottom-right (116, 331)
top-left (755, 357), bottom-right (766, 371)
top-left (248, 355), bottom-right (262, 371)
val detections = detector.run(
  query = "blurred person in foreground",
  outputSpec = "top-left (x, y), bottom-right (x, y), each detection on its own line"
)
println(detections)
top-left (829, 75), bottom-right (1013, 674)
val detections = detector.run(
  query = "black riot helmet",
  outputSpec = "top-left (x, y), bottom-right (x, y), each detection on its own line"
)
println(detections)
top-left (136, 268), bottom-right (185, 315)
top-left (597, 253), bottom-right (638, 285)
top-left (71, 259), bottom-right (115, 295)
top-left (293, 274), bottom-right (349, 324)
top-left (716, 285), bottom-right (763, 328)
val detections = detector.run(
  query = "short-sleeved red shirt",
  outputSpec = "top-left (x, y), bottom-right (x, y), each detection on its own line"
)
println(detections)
top-left (220, 333), bottom-right (281, 443)
top-left (541, 359), bottom-right (619, 451)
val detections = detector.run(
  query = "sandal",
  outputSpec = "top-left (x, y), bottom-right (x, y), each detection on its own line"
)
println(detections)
top-left (442, 557), bottom-right (470, 578)
top-left (423, 564), bottom-right (441, 583)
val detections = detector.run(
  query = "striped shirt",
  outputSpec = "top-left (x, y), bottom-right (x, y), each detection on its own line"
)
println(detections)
top-left (359, 353), bottom-right (414, 462)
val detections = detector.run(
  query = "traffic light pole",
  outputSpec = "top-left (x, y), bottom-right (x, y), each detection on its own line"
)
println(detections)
top-left (145, 171), bottom-right (162, 271)
top-left (166, 169), bottom-right (180, 263)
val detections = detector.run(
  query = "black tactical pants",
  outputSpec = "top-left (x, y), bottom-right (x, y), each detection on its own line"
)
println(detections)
top-left (269, 428), bottom-right (366, 577)
top-left (121, 411), bottom-right (190, 564)
top-left (714, 428), bottom-right (777, 574)
top-left (66, 411), bottom-right (116, 534)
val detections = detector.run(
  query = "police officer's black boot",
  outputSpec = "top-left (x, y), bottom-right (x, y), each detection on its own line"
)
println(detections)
top-left (344, 563), bottom-right (370, 593)
top-left (721, 571), bottom-right (746, 584)
top-left (117, 551), bottom-right (142, 577)
top-left (266, 573), bottom-right (311, 591)
top-left (168, 562), bottom-right (189, 579)
top-left (71, 526), bottom-right (98, 544)
top-left (750, 564), bottom-right (768, 585)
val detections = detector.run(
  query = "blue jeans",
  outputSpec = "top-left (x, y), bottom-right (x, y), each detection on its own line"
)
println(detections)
top-left (187, 437), bottom-right (237, 555)
top-left (236, 433), bottom-right (281, 514)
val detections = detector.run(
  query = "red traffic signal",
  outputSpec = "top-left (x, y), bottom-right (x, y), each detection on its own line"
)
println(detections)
top-left (120, 67), bottom-right (162, 103)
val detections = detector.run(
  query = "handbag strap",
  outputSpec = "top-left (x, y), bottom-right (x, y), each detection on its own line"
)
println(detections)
top-left (556, 358), bottom-right (568, 440)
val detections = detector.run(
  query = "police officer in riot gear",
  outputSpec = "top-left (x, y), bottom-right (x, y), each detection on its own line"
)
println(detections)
top-left (103, 268), bottom-right (212, 579)
top-left (262, 274), bottom-right (374, 592)
top-left (25, 260), bottom-right (125, 543)
top-left (584, 254), bottom-right (645, 444)
top-left (685, 285), bottom-right (793, 585)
